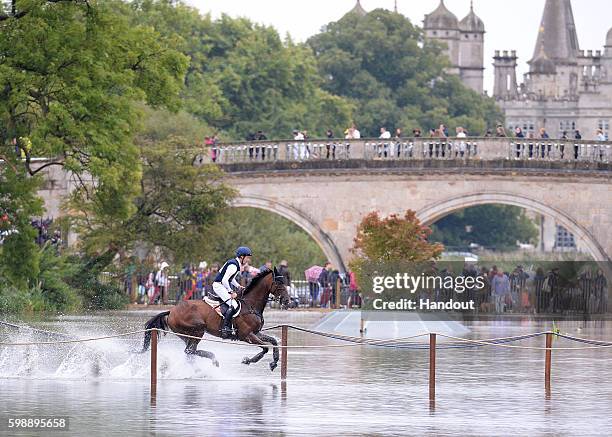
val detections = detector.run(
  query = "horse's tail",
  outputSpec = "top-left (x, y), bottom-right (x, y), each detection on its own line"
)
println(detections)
top-left (139, 311), bottom-right (170, 353)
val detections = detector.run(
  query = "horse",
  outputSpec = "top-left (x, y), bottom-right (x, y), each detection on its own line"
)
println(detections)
top-left (140, 267), bottom-right (290, 371)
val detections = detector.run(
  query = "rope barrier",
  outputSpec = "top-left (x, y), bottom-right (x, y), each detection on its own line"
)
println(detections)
top-left (2, 322), bottom-right (612, 350)
top-left (0, 329), bottom-right (149, 346)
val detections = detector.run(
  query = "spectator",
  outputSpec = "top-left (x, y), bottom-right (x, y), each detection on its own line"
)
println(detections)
top-left (293, 130), bottom-right (305, 160)
top-left (538, 127), bottom-right (549, 139)
top-left (534, 267), bottom-right (546, 313)
top-left (326, 129), bottom-right (336, 159)
top-left (318, 262), bottom-right (332, 307)
top-left (259, 260), bottom-right (273, 272)
top-left (495, 124), bottom-right (507, 137)
top-left (394, 128), bottom-right (402, 139)
top-left (328, 269), bottom-right (341, 308)
top-left (347, 271), bottom-right (360, 308)
top-left (351, 124), bottom-right (361, 139)
top-left (574, 129), bottom-right (582, 140)
top-left (491, 270), bottom-right (510, 313)
top-left (204, 263), bottom-right (219, 298)
top-left (379, 127), bottom-right (391, 157)
top-left (278, 260), bottom-right (291, 287)
top-left (596, 128), bottom-right (607, 141)
top-left (256, 130), bottom-right (268, 160)
top-left (438, 124), bottom-right (448, 138)
top-left (154, 261), bottom-right (169, 305)
top-left (455, 127), bottom-right (467, 157)
top-left (514, 127), bottom-right (524, 138)
top-left (412, 128), bottom-right (422, 138)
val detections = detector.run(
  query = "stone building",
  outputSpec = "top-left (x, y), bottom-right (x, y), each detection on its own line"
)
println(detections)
top-left (423, 0), bottom-right (485, 94)
top-left (493, 0), bottom-right (612, 140)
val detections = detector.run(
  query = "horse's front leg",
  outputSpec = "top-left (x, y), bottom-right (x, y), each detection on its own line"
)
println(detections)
top-left (241, 332), bottom-right (269, 367)
top-left (257, 333), bottom-right (280, 372)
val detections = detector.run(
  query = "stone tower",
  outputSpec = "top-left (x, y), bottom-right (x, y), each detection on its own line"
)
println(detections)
top-left (494, 0), bottom-right (612, 140)
top-left (424, 0), bottom-right (485, 94)
top-left (423, 0), bottom-right (461, 76)
top-left (458, 1), bottom-right (485, 93)
top-left (493, 50), bottom-right (518, 99)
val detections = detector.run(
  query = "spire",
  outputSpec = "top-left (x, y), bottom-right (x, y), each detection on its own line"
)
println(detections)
top-left (347, 0), bottom-right (367, 17)
top-left (394, 0), bottom-right (398, 13)
top-left (459, 0), bottom-right (484, 33)
top-left (530, 0), bottom-right (579, 64)
top-left (424, 0), bottom-right (459, 30)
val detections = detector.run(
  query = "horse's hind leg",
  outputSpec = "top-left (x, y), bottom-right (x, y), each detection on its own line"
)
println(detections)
top-left (257, 333), bottom-right (280, 371)
top-left (185, 338), bottom-right (219, 367)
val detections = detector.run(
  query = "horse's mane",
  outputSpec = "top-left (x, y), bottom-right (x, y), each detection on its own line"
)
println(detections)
top-left (243, 269), bottom-right (273, 295)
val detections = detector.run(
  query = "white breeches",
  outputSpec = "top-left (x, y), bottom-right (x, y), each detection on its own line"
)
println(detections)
top-left (212, 282), bottom-right (238, 309)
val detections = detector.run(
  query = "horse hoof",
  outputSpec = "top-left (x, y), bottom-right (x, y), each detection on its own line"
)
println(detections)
top-left (269, 362), bottom-right (277, 372)
top-left (242, 357), bottom-right (251, 365)
top-left (213, 360), bottom-right (220, 368)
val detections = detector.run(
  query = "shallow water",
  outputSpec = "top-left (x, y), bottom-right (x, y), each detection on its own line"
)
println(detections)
top-left (1, 311), bottom-right (612, 436)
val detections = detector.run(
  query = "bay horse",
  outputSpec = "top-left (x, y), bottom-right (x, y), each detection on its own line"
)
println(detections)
top-left (140, 267), bottom-right (290, 371)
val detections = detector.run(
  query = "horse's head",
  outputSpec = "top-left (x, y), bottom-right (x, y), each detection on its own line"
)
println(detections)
top-left (272, 266), bottom-right (290, 309)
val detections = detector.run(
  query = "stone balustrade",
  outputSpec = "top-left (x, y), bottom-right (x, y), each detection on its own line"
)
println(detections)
top-left (204, 137), bottom-right (612, 165)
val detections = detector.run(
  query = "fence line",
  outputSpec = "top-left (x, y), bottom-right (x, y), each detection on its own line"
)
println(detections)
top-left (2, 322), bottom-right (612, 350)
top-left (4, 321), bottom-right (612, 402)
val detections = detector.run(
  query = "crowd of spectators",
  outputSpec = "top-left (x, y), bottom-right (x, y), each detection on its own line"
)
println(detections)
top-left (424, 263), bottom-right (608, 315)
top-left (124, 258), bottom-right (362, 309)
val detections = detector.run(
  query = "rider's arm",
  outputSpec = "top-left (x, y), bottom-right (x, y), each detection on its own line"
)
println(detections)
top-left (220, 264), bottom-right (238, 290)
top-left (231, 276), bottom-right (243, 289)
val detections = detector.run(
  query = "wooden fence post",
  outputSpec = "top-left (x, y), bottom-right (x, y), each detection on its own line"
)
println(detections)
top-left (545, 332), bottom-right (552, 393)
top-left (281, 325), bottom-right (288, 380)
top-left (151, 329), bottom-right (158, 400)
top-left (429, 333), bottom-right (436, 403)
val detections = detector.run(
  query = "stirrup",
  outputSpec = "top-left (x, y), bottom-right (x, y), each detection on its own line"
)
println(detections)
top-left (221, 326), bottom-right (233, 339)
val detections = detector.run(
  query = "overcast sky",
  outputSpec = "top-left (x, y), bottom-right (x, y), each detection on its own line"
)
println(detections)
top-left (186, 0), bottom-right (612, 94)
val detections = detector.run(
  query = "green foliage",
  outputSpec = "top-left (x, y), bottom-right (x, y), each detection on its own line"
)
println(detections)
top-left (205, 207), bottom-right (326, 275)
top-left (70, 109), bottom-right (236, 265)
top-left (0, 244), bottom-right (79, 313)
top-left (308, 9), bottom-right (503, 136)
top-left (430, 205), bottom-right (539, 251)
top-left (352, 210), bottom-right (444, 263)
top-left (131, 1), bottom-right (353, 139)
top-left (77, 279), bottom-right (129, 311)
top-left (0, 165), bottom-right (43, 287)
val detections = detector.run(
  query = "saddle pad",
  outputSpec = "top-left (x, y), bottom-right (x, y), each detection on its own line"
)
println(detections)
top-left (203, 296), bottom-right (241, 318)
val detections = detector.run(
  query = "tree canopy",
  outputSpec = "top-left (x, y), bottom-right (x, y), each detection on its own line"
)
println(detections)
top-left (429, 205), bottom-right (539, 251)
top-left (308, 9), bottom-right (503, 137)
top-left (130, 0), bottom-right (353, 140)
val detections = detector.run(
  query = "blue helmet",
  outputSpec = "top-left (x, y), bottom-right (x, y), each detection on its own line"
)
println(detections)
top-left (235, 246), bottom-right (252, 257)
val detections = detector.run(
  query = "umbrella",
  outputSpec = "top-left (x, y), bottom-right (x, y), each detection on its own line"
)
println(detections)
top-left (305, 265), bottom-right (323, 283)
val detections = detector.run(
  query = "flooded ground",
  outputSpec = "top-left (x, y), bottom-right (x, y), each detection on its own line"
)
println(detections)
top-left (1, 310), bottom-right (612, 436)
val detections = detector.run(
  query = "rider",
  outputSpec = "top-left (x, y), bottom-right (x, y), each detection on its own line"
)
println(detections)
top-left (211, 246), bottom-right (252, 338)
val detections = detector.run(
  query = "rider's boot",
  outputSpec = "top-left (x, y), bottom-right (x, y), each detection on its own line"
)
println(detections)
top-left (221, 305), bottom-right (237, 339)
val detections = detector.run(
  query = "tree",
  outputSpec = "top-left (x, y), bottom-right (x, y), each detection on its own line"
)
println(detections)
top-left (0, 163), bottom-right (43, 287)
top-left (204, 207), bottom-right (326, 275)
top-left (70, 111), bottom-right (236, 267)
top-left (429, 205), bottom-right (539, 251)
top-left (308, 9), bottom-right (503, 136)
top-left (0, 0), bottom-right (188, 223)
top-left (131, 1), bottom-right (354, 139)
top-left (0, 0), bottom-right (188, 285)
top-left (352, 210), bottom-right (443, 263)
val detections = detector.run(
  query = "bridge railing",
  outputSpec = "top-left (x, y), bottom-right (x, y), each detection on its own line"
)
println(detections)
top-left (210, 137), bottom-right (612, 164)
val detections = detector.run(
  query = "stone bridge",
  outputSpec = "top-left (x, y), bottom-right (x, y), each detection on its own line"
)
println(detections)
top-left (36, 137), bottom-right (612, 270)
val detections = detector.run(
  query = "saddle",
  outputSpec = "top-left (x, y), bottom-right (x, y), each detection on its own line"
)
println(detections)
top-left (203, 294), bottom-right (241, 318)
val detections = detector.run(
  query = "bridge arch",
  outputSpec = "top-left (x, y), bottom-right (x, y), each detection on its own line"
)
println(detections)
top-left (231, 195), bottom-right (346, 271)
top-left (416, 192), bottom-right (610, 262)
